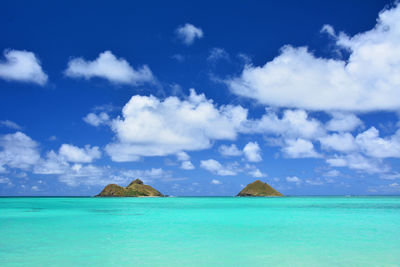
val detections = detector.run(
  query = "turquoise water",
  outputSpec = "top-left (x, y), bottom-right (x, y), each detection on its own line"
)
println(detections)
top-left (0, 197), bottom-right (400, 266)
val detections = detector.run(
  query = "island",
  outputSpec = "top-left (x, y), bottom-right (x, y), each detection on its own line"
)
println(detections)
top-left (96, 179), bottom-right (163, 197)
top-left (237, 180), bottom-right (283, 197)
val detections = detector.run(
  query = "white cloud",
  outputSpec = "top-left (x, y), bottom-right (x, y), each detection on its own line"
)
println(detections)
top-left (200, 159), bottom-right (237, 176)
top-left (325, 112), bottom-right (363, 132)
top-left (105, 89), bottom-right (248, 161)
top-left (355, 127), bottom-right (400, 158)
top-left (176, 23), bottom-right (203, 45)
top-left (34, 150), bottom-right (69, 175)
top-left (218, 144), bottom-right (242, 156)
top-left (286, 176), bottom-right (301, 184)
top-left (176, 151), bottom-right (190, 161)
top-left (83, 112), bottom-right (110, 126)
top-left (0, 132), bottom-right (40, 171)
top-left (248, 168), bottom-right (266, 178)
top-left (326, 153), bottom-right (388, 173)
top-left (0, 49), bottom-right (48, 85)
top-left (319, 132), bottom-right (357, 153)
top-left (0, 120), bottom-right (22, 130)
top-left (226, 4), bottom-right (400, 111)
top-left (180, 161), bottom-right (195, 170)
top-left (211, 179), bottom-right (222, 185)
top-left (59, 144), bottom-right (101, 163)
top-left (65, 51), bottom-right (154, 85)
top-left (243, 142), bottom-right (262, 162)
top-left (243, 109), bottom-right (324, 140)
top-left (282, 139), bottom-right (320, 158)
top-left (207, 48), bottom-right (229, 62)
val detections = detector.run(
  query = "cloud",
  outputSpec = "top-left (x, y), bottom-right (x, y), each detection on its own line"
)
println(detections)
top-left (286, 176), bottom-right (302, 184)
top-left (65, 51), bottom-right (154, 85)
top-left (0, 49), bottom-right (48, 85)
top-left (105, 89), bottom-right (248, 161)
top-left (226, 4), bottom-right (400, 111)
top-left (34, 150), bottom-right (69, 175)
top-left (325, 112), bottom-right (363, 132)
top-left (211, 179), bottom-right (222, 185)
top-left (323, 169), bottom-right (340, 177)
top-left (58, 164), bottom-right (122, 187)
top-left (176, 151), bottom-right (190, 161)
top-left (176, 23), bottom-right (203, 45)
top-left (83, 112), bottom-right (110, 127)
top-left (282, 138), bottom-right (321, 158)
top-left (319, 132), bottom-right (357, 153)
top-left (246, 166), bottom-right (266, 178)
top-left (0, 132), bottom-right (40, 171)
top-left (0, 177), bottom-right (12, 186)
top-left (58, 144), bottom-right (101, 163)
top-left (180, 161), bottom-right (195, 170)
top-left (243, 142), bottom-right (262, 162)
top-left (218, 144), bottom-right (242, 156)
top-left (243, 109), bottom-right (324, 140)
top-left (355, 127), bottom-right (400, 158)
top-left (0, 120), bottom-right (22, 130)
top-left (200, 159), bottom-right (237, 176)
top-left (171, 54), bottom-right (185, 62)
top-left (326, 153), bottom-right (388, 173)
top-left (207, 48), bottom-right (229, 62)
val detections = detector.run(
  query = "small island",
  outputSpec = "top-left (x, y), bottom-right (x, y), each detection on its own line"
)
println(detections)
top-left (96, 179), bottom-right (163, 197)
top-left (237, 180), bottom-right (283, 197)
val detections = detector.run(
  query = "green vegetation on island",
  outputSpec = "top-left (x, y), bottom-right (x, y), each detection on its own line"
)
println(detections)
top-left (96, 179), bottom-right (163, 197)
top-left (237, 180), bottom-right (283, 197)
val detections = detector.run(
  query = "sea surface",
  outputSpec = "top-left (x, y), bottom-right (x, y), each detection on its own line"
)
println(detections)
top-left (0, 197), bottom-right (399, 266)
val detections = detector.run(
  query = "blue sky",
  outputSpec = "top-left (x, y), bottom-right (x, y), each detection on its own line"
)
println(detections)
top-left (1, 0), bottom-right (400, 196)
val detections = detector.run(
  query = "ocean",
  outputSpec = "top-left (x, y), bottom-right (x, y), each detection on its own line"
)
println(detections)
top-left (0, 197), bottom-right (399, 266)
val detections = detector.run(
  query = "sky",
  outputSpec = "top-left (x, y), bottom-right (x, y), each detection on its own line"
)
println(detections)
top-left (1, 0), bottom-right (400, 196)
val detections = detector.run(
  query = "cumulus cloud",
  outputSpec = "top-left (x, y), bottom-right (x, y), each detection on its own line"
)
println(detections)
top-left (246, 165), bottom-right (266, 178)
top-left (243, 142), bottom-right (262, 162)
top-left (65, 51), bottom-right (154, 85)
top-left (0, 49), bottom-right (48, 85)
top-left (0, 132), bottom-right (40, 171)
top-left (243, 109), bottom-right (324, 140)
top-left (226, 4), bottom-right (400, 111)
top-left (58, 144), bottom-right (101, 163)
top-left (176, 151), bottom-right (190, 161)
top-left (200, 159), bottom-right (237, 176)
top-left (34, 150), bottom-right (69, 175)
top-left (319, 132), bottom-right (357, 153)
top-left (176, 23), bottom-right (203, 45)
top-left (325, 113), bottom-right (363, 132)
top-left (355, 127), bottom-right (400, 158)
top-left (218, 144), bottom-right (242, 156)
top-left (105, 89), bottom-right (248, 161)
top-left (83, 112), bottom-right (110, 127)
top-left (180, 161), bottom-right (195, 170)
top-left (282, 138), bottom-right (320, 158)
top-left (326, 153), bottom-right (388, 173)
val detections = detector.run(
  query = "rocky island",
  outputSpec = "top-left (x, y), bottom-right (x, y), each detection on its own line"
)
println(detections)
top-left (96, 179), bottom-right (163, 197)
top-left (237, 180), bottom-right (283, 197)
